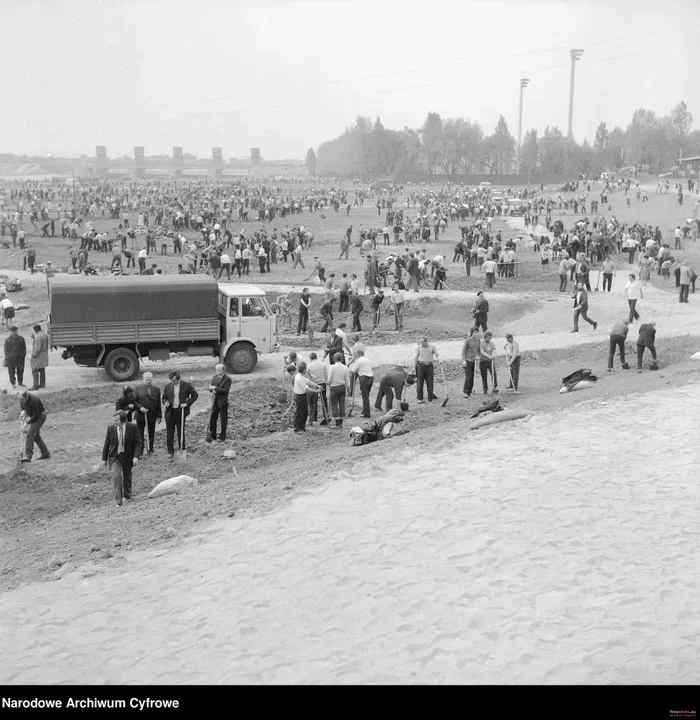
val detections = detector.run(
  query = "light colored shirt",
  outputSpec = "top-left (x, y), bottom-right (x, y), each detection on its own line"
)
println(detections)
top-left (293, 373), bottom-right (312, 395)
top-left (117, 426), bottom-right (125, 454)
top-left (307, 359), bottom-right (327, 384)
top-left (624, 281), bottom-right (642, 300)
top-left (220, 254), bottom-right (231, 265)
top-left (349, 355), bottom-right (373, 378)
top-left (414, 343), bottom-right (439, 364)
top-left (327, 362), bottom-right (350, 388)
top-left (504, 340), bottom-right (520, 360)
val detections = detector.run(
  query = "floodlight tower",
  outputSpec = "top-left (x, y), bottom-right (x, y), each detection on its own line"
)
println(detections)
top-left (518, 78), bottom-right (530, 151)
top-left (568, 49), bottom-right (584, 138)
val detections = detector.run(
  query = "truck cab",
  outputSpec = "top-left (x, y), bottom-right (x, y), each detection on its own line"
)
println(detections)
top-left (218, 284), bottom-right (277, 373)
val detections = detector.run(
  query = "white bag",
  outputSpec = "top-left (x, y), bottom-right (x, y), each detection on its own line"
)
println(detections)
top-left (148, 475), bottom-right (198, 499)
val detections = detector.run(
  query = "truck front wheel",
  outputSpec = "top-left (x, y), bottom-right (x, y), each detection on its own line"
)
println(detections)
top-left (104, 348), bottom-right (140, 382)
top-left (225, 343), bottom-right (257, 374)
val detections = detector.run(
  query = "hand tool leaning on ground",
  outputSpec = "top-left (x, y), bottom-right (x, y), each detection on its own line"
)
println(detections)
top-left (346, 374), bottom-right (357, 419)
top-left (440, 362), bottom-right (449, 407)
top-left (18, 411), bottom-right (26, 466)
top-left (594, 269), bottom-right (601, 292)
top-left (204, 391), bottom-right (216, 443)
top-left (143, 408), bottom-right (151, 455)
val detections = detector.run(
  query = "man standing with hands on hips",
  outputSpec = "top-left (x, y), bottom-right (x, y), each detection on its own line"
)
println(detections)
top-left (162, 370), bottom-right (198, 457)
top-left (102, 410), bottom-right (142, 506)
top-left (414, 336), bottom-right (440, 403)
top-left (134, 371), bottom-right (161, 456)
top-left (209, 363), bottom-right (232, 442)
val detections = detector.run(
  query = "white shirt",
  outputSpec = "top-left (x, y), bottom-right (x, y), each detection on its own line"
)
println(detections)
top-left (349, 355), bottom-right (373, 378)
top-left (138, 249), bottom-right (147, 259)
top-left (335, 328), bottom-right (348, 346)
top-left (624, 281), bottom-right (642, 300)
top-left (307, 359), bottom-right (327, 384)
top-left (173, 383), bottom-right (180, 405)
top-left (220, 254), bottom-right (231, 265)
top-left (117, 425), bottom-right (125, 454)
top-left (0, 298), bottom-right (14, 311)
top-left (293, 373), bottom-right (311, 394)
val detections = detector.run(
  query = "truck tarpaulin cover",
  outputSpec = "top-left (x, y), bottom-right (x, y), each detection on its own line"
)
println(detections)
top-left (50, 275), bottom-right (218, 324)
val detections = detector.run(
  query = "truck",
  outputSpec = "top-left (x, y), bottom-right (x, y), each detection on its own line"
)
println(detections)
top-left (48, 275), bottom-right (278, 382)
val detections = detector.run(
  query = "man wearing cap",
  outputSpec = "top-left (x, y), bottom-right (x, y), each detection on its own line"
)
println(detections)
top-left (208, 363), bottom-right (232, 442)
top-left (607, 319), bottom-right (630, 371)
top-left (4, 325), bottom-right (26, 387)
top-left (134, 371), bottom-right (162, 455)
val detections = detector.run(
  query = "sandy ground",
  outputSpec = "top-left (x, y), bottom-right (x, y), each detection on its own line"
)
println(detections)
top-left (1, 381), bottom-right (698, 685)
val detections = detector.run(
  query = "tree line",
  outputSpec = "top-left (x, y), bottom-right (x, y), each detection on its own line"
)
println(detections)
top-left (309, 101), bottom-right (698, 179)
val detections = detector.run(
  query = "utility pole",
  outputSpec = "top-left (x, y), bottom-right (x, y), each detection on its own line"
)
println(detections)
top-left (568, 49), bottom-right (584, 139)
top-left (518, 78), bottom-right (529, 150)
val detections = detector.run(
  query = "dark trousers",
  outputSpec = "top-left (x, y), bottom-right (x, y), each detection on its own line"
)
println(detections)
top-left (110, 456), bottom-right (133, 502)
top-left (329, 385), bottom-right (346, 421)
top-left (573, 308), bottom-right (595, 330)
top-left (320, 310), bottom-right (332, 332)
top-left (559, 274), bottom-right (568, 292)
top-left (136, 415), bottom-right (156, 454)
top-left (359, 376), bottom-right (374, 416)
top-left (210, 403), bottom-right (229, 440)
top-left (680, 284), bottom-right (690, 303)
top-left (485, 272), bottom-right (494, 289)
top-left (375, 378), bottom-right (402, 410)
top-left (339, 291), bottom-right (349, 312)
top-left (352, 311), bottom-right (362, 331)
top-left (603, 273), bottom-right (612, 292)
top-left (474, 319), bottom-right (487, 332)
top-left (165, 410), bottom-right (186, 452)
top-left (506, 356), bottom-right (521, 390)
top-left (294, 392), bottom-right (308, 430)
top-left (307, 383), bottom-right (327, 422)
top-left (637, 343), bottom-right (657, 370)
top-left (297, 306), bottom-right (308, 333)
top-left (479, 360), bottom-right (497, 392)
top-left (32, 368), bottom-right (46, 388)
top-left (416, 362), bottom-right (434, 401)
top-left (608, 335), bottom-right (626, 368)
top-left (7, 359), bottom-right (24, 385)
top-left (24, 412), bottom-right (49, 459)
top-left (628, 299), bottom-right (639, 322)
top-left (463, 360), bottom-right (476, 395)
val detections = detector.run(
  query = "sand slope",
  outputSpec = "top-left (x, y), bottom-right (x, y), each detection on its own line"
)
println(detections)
top-left (1, 383), bottom-right (698, 685)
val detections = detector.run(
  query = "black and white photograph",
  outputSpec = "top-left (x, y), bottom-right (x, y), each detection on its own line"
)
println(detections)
top-left (0, 0), bottom-right (699, 691)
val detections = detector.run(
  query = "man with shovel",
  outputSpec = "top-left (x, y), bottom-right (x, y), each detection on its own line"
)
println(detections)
top-left (134, 371), bottom-right (162, 456)
top-left (208, 363), bottom-right (232, 442)
top-left (162, 370), bottom-right (199, 458)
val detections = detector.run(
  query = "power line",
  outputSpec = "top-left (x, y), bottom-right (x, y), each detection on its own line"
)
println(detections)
top-left (135, 44), bottom-right (685, 125)
top-left (133, 27), bottom-right (682, 115)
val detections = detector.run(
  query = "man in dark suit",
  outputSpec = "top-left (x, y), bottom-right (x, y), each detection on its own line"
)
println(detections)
top-left (162, 370), bottom-right (199, 456)
top-left (571, 282), bottom-right (598, 333)
top-left (102, 410), bottom-right (142, 506)
top-left (134, 371), bottom-right (162, 455)
top-left (208, 363), bottom-right (232, 442)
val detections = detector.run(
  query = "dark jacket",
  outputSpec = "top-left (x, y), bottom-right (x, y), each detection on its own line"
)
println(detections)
top-left (22, 393), bottom-right (45, 423)
top-left (573, 288), bottom-right (589, 311)
top-left (380, 368), bottom-right (407, 395)
top-left (637, 324), bottom-right (657, 347)
top-left (116, 392), bottom-right (138, 422)
top-left (102, 422), bottom-right (142, 468)
top-left (209, 373), bottom-right (232, 408)
top-left (473, 297), bottom-right (489, 321)
top-left (134, 384), bottom-right (162, 420)
top-left (351, 296), bottom-right (364, 314)
top-left (3, 333), bottom-right (26, 363)
top-left (162, 380), bottom-right (199, 420)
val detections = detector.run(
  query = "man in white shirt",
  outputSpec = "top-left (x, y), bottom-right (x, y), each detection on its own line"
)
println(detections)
top-left (219, 252), bottom-right (232, 281)
top-left (138, 248), bottom-right (148, 273)
top-left (482, 258), bottom-right (498, 289)
top-left (348, 349), bottom-right (374, 418)
top-left (623, 273), bottom-right (643, 323)
top-left (413, 336), bottom-right (440, 403)
top-left (306, 352), bottom-right (328, 425)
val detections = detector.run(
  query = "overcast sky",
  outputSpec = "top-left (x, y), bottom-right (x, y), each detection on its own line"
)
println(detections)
top-left (2, 0), bottom-right (697, 160)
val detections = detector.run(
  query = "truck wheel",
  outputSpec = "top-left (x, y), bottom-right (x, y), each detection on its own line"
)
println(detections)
top-left (225, 343), bottom-right (257, 374)
top-left (104, 348), bottom-right (140, 382)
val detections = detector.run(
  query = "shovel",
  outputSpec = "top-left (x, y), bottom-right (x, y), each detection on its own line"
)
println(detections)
top-left (175, 409), bottom-right (187, 462)
top-left (278, 364), bottom-right (288, 404)
top-left (205, 391), bottom-right (216, 443)
top-left (440, 363), bottom-right (449, 407)
top-left (347, 376), bottom-right (357, 418)
top-left (594, 269), bottom-right (601, 292)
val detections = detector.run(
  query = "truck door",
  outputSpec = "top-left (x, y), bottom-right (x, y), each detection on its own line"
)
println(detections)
top-left (239, 296), bottom-right (275, 352)
top-left (226, 296), bottom-right (242, 341)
